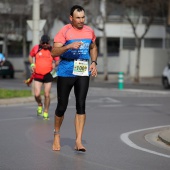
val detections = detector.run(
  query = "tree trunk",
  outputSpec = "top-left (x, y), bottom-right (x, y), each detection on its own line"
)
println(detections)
top-left (103, 25), bottom-right (108, 80)
top-left (101, 0), bottom-right (108, 81)
top-left (134, 39), bottom-right (141, 82)
top-left (3, 33), bottom-right (8, 58)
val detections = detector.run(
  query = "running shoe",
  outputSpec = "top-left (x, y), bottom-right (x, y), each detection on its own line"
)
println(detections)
top-left (43, 112), bottom-right (49, 119)
top-left (37, 106), bottom-right (43, 116)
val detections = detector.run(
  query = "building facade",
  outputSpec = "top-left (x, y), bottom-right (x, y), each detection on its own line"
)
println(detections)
top-left (0, 0), bottom-right (169, 78)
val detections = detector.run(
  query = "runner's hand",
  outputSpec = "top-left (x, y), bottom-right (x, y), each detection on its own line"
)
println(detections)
top-left (69, 42), bottom-right (83, 49)
top-left (90, 62), bottom-right (97, 77)
top-left (30, 64), bottom-right (35, 73)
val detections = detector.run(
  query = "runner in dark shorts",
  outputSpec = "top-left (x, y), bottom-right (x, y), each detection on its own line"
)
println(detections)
top-left (34, 72), bottom-right (53, 83)
top-left (29, 34), bottom-right (59, 119)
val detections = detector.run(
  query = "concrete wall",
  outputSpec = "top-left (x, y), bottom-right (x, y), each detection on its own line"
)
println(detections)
top-left (119, 48), bottom-right (170, 77)
top-left (96, 56), bottom-right (120, 73)
top-left (94, 23), bottom-right (165, 39)
top-left (8, 58), bottom-right (25, 71)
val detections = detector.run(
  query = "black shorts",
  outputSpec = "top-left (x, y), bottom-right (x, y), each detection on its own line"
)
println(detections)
top-left (34, 72), bottom-right (53, 83)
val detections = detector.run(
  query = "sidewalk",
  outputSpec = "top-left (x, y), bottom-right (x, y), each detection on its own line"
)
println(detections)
top-left (90, 74), bottom-right (163, 91)
top-left (91, 74), bottom-right (162, 85)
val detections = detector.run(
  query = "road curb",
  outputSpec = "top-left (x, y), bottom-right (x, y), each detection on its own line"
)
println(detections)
top-left (0, 93), bottom-right (57, 106)
top-left (158, 129), bottom-right (170, 146)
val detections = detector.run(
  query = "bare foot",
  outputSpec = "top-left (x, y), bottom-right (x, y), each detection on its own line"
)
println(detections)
top-left (52, 134), bottom-right (60, 151)
top-left (74, 142), bottom-right (86, 152)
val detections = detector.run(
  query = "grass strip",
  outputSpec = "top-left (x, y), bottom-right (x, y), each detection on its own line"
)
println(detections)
top-left (0, 89), bottom-right (32, 99)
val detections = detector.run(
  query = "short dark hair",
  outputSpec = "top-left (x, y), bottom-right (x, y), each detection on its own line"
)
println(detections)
top-left (40, 35), bottom-right (50, 43)
top-left (70, 5), bottom-right (85, 16)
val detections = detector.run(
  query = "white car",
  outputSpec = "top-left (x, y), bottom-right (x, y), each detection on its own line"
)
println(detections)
top-left (162, 63), bottom-right (170, 89)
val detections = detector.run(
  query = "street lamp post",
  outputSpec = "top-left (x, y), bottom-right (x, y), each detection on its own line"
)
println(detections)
top-left (32, 0), bottom-right (40, 46)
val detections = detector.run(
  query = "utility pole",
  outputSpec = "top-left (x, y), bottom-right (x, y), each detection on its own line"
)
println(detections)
top-left (27, 0), bottom-right (46, 47)
top-left (27, 0), bottom-right (46, 95)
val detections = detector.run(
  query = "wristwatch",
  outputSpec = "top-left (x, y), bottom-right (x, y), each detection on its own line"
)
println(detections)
top-left (91, 61), bottom-right (97, 65)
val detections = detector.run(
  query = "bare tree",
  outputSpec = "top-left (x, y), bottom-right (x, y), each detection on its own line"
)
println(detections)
top-left (119, 0), bottom-right (167, 82)
top-left (82, 0), bottom-right (125, 80)
top-left (84, 0), bottom-right (109, 80)
top-left (41, 0), bottom-right (85, 34)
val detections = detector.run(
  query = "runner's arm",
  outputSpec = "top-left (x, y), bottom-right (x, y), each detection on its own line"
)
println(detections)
top-left (0, 54), bottom-right (6, 66)
top-left (28, 55), bottom-right (33, 64)
top-left (51, 42), bottom-right (68, 57)
top-left (90, 42), bottom-right (98, 62)
top-left (51, 42), bottom-right (83, 57)
top-left (28, 55), bottom-right (35, 72)
top-left (52, 56), bottom-right (60, 68)
top-left (0, 60), bottom-right (5, 66)
top-left (89, 42), bottom-right (98, 77)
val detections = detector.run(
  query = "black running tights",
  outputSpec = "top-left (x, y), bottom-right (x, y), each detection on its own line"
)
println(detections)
top-left (55, 76), bottom-right (90, 117)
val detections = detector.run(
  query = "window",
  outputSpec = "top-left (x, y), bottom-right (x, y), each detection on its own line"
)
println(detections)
top-left (144, 38), bottom-right (163, 48)
top-left (8, 41), bottom-right (23, 57)
top-left (165, 38), bottom-right (170, 49)
top-left (123, 38), bottom-right (135, 50)
top-left (107, 38), bottom-right (120, 56)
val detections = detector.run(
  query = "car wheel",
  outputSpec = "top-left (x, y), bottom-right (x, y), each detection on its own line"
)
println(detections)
top-left (162, 77), bottom-right (170, 89)
top-left (2, 75), bottom-right (6, 79)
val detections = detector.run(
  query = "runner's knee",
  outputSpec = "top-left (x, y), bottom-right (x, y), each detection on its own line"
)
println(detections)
top-left (55, 107), bottom-right (65, 117)
top-left (34, 94), bottom-right (40, 99)
top-left (76, 100), bottom-right (86, 114)
top-left (44, 93), bottom-right (50, 98)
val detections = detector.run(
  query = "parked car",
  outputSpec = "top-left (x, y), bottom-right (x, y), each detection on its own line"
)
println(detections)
top-left (162, 62), bottom-right (170, 89)
top-left (0, 60), bottom-right (15, 78)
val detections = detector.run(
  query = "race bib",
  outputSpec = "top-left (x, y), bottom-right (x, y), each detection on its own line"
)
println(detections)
top-left (73, 60), bottom-right (88, 76)
top-left (50, 69), bottom-right (57, 78)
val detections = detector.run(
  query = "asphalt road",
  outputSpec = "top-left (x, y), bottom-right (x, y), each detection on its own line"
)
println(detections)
top-left (0, 77), bottom-right (170, 170)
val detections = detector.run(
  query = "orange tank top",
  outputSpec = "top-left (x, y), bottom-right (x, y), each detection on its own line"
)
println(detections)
top-left (35, 49), bottom-right (53, 75)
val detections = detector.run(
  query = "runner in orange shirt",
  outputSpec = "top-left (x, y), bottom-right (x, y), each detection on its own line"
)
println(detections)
top-left (29, 35), bottom-right (59, 119)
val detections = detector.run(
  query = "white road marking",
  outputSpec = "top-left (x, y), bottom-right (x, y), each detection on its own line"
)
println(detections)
top-left (87, 97), bottom-right (120, 103)
top-left (120, 125), bottom-right (170, 158)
